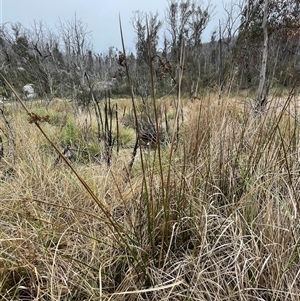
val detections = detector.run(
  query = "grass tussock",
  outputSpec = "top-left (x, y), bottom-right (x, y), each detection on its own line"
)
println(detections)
top-left (0, 91), bottom-right (300, 300)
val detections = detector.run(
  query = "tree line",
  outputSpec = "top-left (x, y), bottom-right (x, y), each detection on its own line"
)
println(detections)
top-left (0, 0), bottom-right (299, 108)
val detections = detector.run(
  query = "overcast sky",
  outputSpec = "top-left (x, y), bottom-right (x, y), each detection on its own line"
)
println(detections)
top-left (0, 0), bottom-right (234, 54)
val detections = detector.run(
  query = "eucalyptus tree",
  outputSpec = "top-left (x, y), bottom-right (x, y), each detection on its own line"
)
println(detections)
top-left (29, 21), bottom-right (63, 99)
top-left (57, 14), bottom-right (94, 99)
top-left (217, 0), bottom-right (244, 95)
top-left (131, 11), bottom-right (162, 99)
top-left (0, 21), bottom-right (66, 99)
top-left (235, 0), bottom-right (300, 109)
top-left (0, 22), bottom-right (45, 97)
top-left (165, 0), bottom-right (212, 95)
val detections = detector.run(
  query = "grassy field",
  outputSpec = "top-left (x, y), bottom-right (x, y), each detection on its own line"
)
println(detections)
top-left (0, 90), bottom-right (300, 300)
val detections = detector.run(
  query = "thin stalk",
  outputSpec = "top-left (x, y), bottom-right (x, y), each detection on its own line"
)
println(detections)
top-left (118, 15), bottom-right (146, 176)
top-left (249, 85), bottom-right (295, 177)
top-left (118, 16), bottom-right (153, 283)
top-left (84, 73), bottom-right (103, 149)
top-left (0, 72), bottom-right (142, 269)
top-left (146, 17), bottom-right (165, 198)
top-left (159, 38), bottom-right (185, 266)
top-left (146, 17), bottom-right (164, 259)
top-left (115, 103), bottom-right (119, 154)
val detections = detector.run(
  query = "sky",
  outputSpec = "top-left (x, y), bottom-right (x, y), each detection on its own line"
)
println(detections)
top-left (0, 0), bottom-right (233, 54)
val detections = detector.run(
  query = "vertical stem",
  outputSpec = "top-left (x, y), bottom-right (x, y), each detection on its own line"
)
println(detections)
top-left (218, 19), bottom-right (223, 105)
top-left (256, 0), bottom-right (269, 112)
top-left (115, 103), bottom-right (119, 154)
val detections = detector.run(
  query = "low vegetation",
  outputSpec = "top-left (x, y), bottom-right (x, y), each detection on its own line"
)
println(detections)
top-left (0, 86), bottom-right (299, 300)
top-left (1, 1), bottom-right (300, 299)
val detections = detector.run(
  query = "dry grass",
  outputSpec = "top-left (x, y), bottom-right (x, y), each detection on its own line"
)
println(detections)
top-left (0, 92), bottom-right (300, 300)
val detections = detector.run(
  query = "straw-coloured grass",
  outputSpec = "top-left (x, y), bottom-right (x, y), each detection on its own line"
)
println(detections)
top-left (0, 88), bottom-right (299, 300)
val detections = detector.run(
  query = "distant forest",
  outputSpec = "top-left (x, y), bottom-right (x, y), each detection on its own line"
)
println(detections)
top-left (0, 0), bottom-right (299, 108)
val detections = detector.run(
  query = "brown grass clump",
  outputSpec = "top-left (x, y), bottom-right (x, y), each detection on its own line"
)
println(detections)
top-left (0, 89), bottom-right (299, 300)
